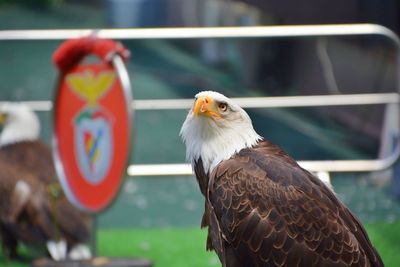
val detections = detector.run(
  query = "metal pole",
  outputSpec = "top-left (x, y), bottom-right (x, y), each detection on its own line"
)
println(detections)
top-left (0, 24), bottom-right (398, 44)
top-left (1, 93), bottom-right (398, 111)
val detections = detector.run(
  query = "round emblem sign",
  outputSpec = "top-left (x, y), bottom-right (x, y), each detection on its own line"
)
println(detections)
top-left (53, 56), bottom-right (132, 212)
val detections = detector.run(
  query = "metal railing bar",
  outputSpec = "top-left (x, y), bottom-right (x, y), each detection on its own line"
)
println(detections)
top-left (128, 164), bottom-right (193, 176)
top-left (132, 93), bottom-right (400, 110)
top-left (127, 135), bottom-right (400, 176)
top-left (0, 24), bottom-right (398, 44)
top-left (127, 153), bottom-right (399, 177)
top-left (3, 93), bottom-right (399, 111)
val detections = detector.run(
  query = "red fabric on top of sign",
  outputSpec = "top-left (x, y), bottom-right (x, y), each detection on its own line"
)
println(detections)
top-left (53, 36), bottom-right (130, 73)
top-left (55, 63), bottom-right (129, 212)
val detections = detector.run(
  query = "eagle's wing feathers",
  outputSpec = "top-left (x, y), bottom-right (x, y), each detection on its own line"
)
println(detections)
top-left (208, 141), bottom-right (382, 267)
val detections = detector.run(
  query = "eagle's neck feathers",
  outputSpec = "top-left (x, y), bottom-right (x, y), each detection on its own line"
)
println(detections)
top-left (181, 113), bottom-right (261, 174)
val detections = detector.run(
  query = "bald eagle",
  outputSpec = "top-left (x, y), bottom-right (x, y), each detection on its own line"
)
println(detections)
top-left (0, 103), bottom-right (91, 261)
top-left (180, 91), bottom-right (383, 267)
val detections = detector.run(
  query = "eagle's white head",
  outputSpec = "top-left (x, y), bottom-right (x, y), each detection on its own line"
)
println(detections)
top-left (0, 103), bottom-right (40, 147)
top-left (180, 91), bottom-right (262, 173)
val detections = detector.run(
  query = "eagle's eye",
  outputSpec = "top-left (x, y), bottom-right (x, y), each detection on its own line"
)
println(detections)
top-left (218, 102), bottom-right (228, 112)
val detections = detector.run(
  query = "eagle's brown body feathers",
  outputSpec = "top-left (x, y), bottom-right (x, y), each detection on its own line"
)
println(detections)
top-left (0, 141), bottom-right (56, 183)
top-left (0, 140), bottom-right (91, 259)
top-left (181, 91), bottom-right (383, 267)
top-left (195, 140), bottom-right (383, 267)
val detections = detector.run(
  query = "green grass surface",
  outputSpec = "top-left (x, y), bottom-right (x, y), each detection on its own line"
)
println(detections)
top-left (98, 228), bottom-right (219, 267)
top-left (98, 223), bottom-right (400, 267)
top-left (1, 222), bottom-right (400, 267)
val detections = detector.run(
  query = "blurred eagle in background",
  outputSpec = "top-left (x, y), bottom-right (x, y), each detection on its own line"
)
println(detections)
top-left (0, 103), bottom-right (91, 261)
top-left (180, 91), bottom-right (383, 267)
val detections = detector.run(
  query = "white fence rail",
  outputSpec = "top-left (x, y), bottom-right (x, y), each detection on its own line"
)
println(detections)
top-left (1, 24), bottom-right (399, 176)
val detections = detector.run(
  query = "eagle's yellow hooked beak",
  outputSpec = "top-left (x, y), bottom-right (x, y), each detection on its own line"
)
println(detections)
top-left (193, 96), bottom-right (221, 119)
top-left (0, 113), bottom-right (7, 124)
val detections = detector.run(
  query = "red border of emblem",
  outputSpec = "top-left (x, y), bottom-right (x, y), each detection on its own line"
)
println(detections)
top-left (53, 48), bottom-right (132, 212)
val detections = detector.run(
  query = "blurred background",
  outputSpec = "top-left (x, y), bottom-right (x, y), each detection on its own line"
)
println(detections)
top-left (1, 0), bottom-right (400, 266)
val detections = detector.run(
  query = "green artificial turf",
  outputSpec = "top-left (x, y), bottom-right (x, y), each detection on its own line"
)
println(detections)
top-left (98, 223), bottom-right (400, 267)
top-left (363, 222), bottom-right (400, 267)
top-left (98, 228), bottom-right (219, 267)
top-left (1, 222), bottom-right (400, 267)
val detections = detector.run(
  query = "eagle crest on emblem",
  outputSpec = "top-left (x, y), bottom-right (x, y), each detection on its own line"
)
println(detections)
top-left (67, 70), bottom-right (115, 185)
